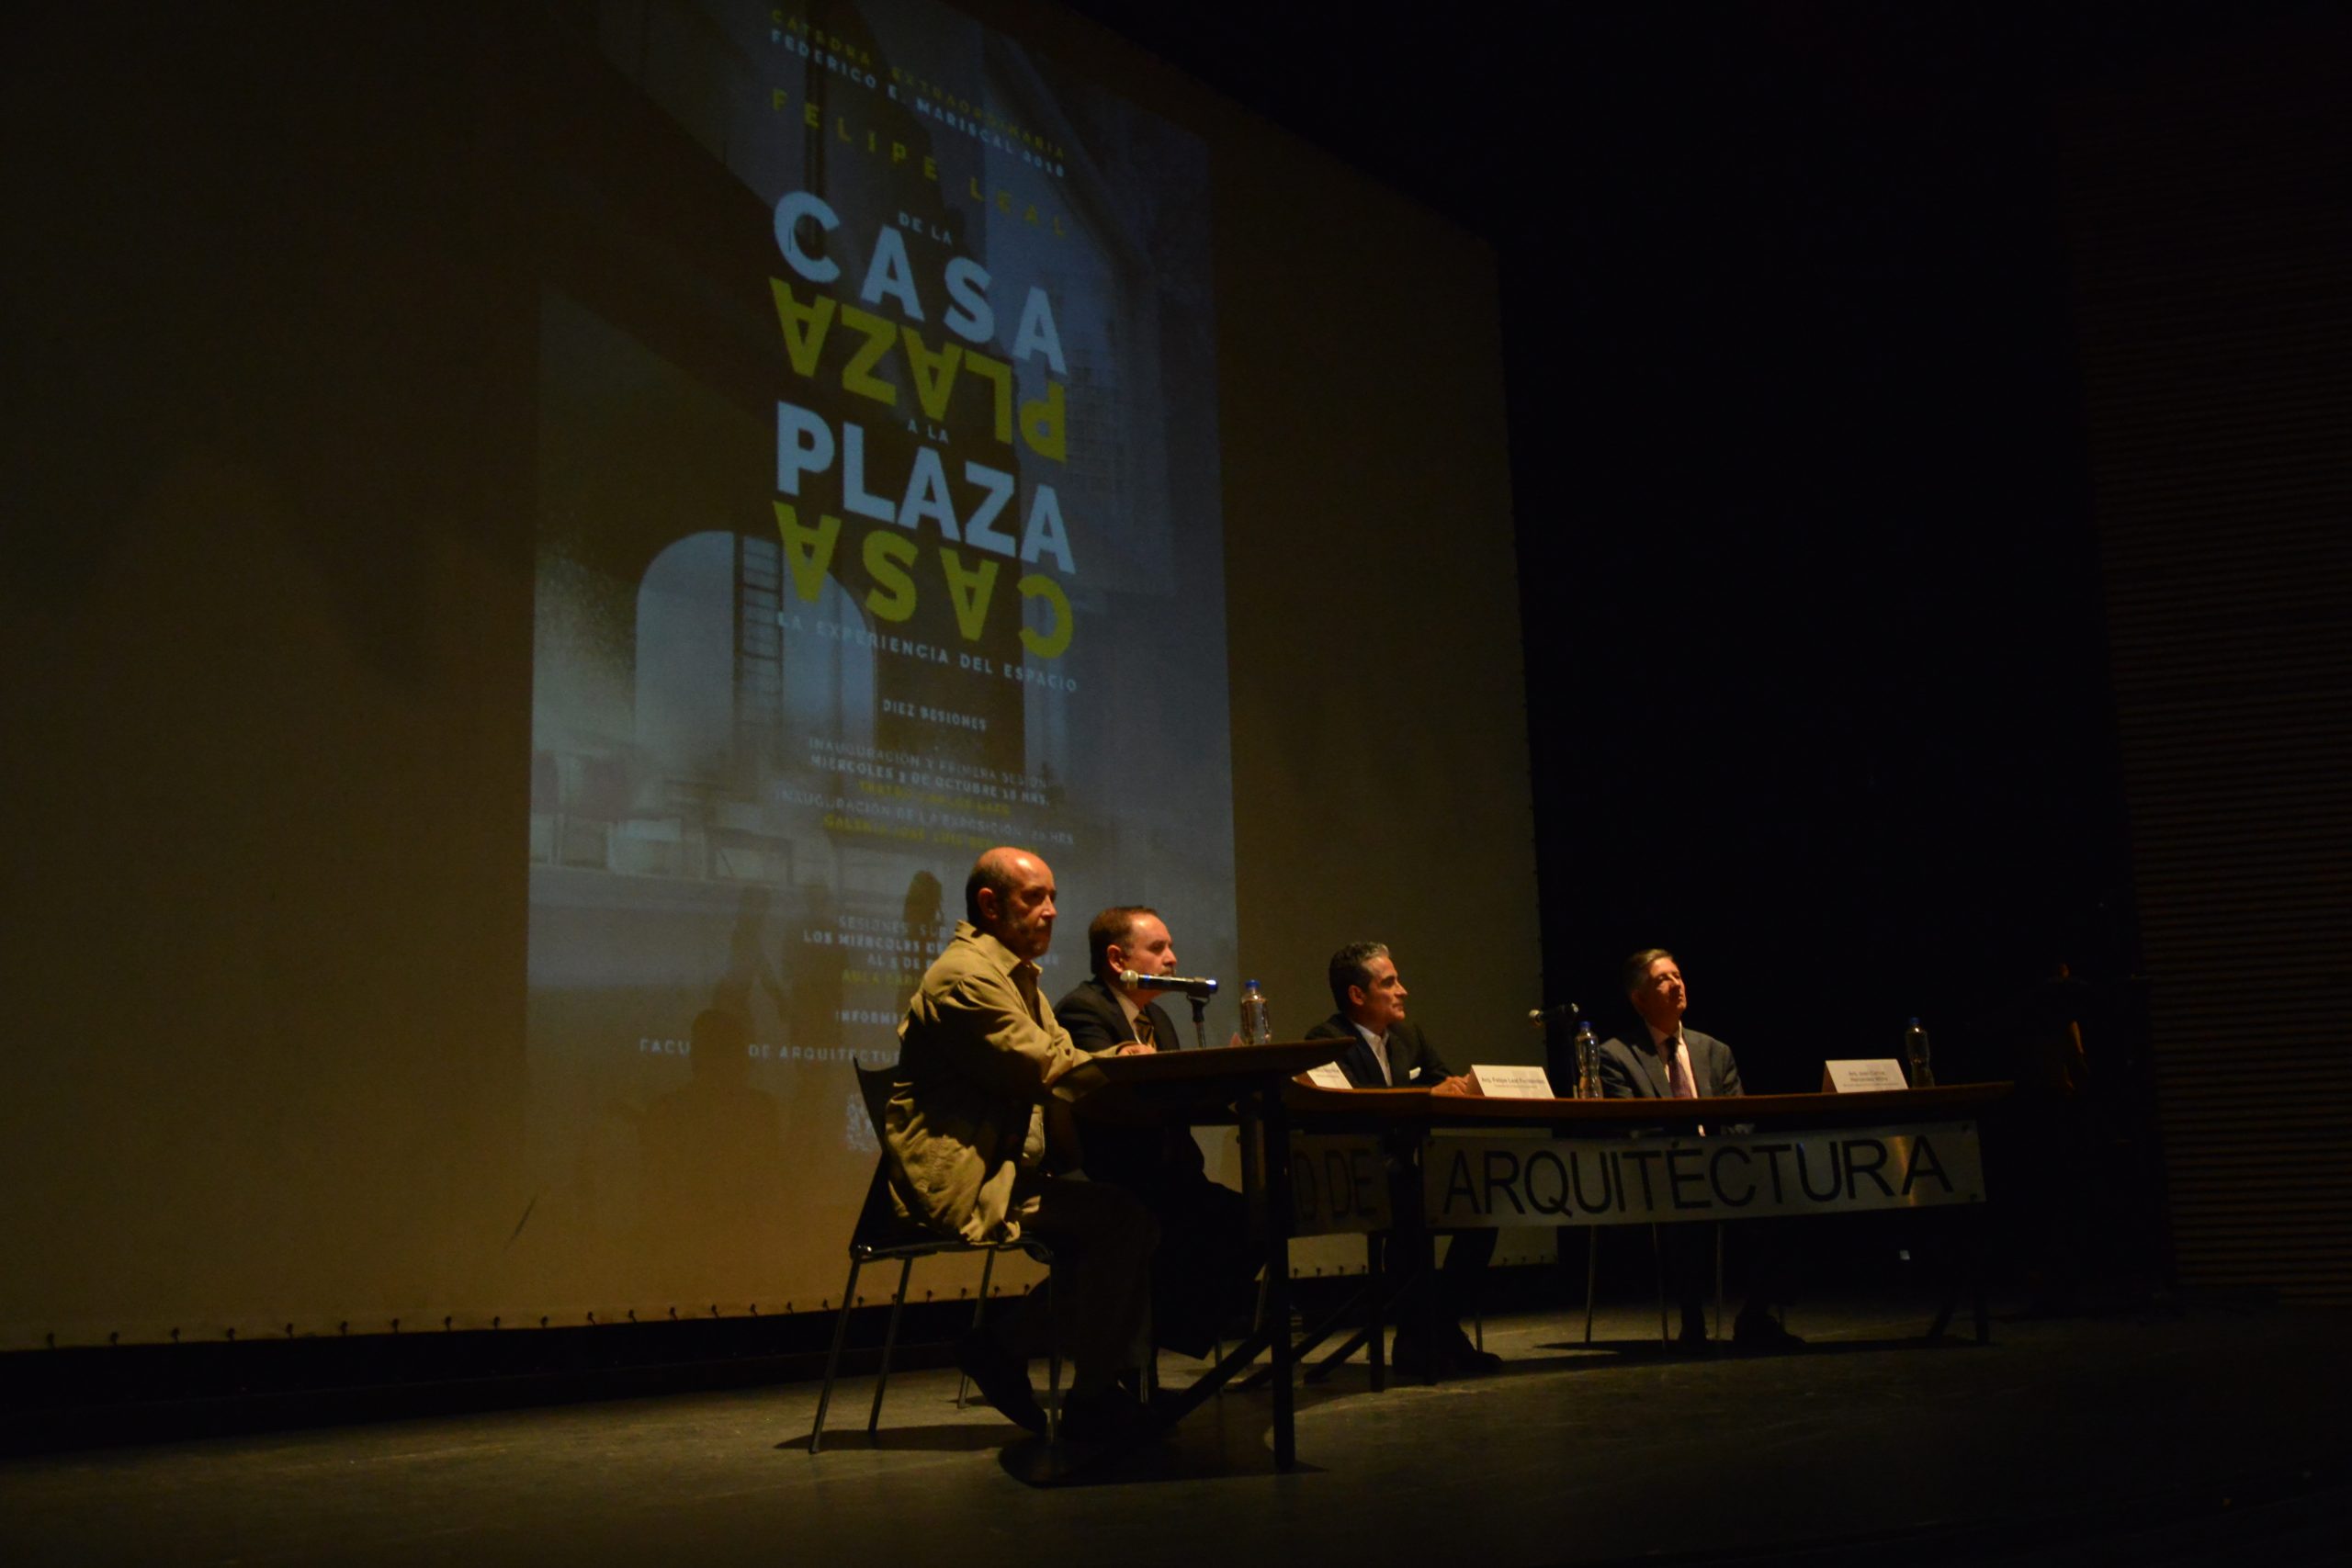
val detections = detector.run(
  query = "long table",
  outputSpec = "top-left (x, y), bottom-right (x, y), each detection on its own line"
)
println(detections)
top-left (1077, 1061), bottom-right (2004, 1466)
top-left (1271, 1081), bottom-right (2010, 1387)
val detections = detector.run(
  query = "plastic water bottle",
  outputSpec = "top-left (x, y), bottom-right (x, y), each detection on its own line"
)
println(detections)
top-left (1238, 980), bottom-right (1272, 1045)
top-left (1903, 1018), bottom-right (1935, 1088)
top-left (1572, 1020), bottom-right (1602, 1099)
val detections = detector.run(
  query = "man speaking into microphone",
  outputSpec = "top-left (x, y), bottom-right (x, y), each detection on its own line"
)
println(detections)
top-left (1057, 908), bottom-right (1258, 1361)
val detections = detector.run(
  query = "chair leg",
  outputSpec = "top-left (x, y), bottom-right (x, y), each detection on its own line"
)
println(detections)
top-left (1713, 1224), bottom-right (1726, 1340)
top-left (809, 1257), bottom-right (864, 1454)
top-left (866, 1258), bottom-right (914, 1437)
top-left (1140, 1294), bottom-right (1157, 1401)
top-left (1583, 1226), bottom-right (1599, 1345)
top-left (1471, 1235), bottom-right (1484, 1353)
top-left (1043, 1267), bottom-right (1061, 1445)
top-left (958, 1249), bottom-right (999, 1410)
top-left (1650, 1224), bottom-right (1669, 1345)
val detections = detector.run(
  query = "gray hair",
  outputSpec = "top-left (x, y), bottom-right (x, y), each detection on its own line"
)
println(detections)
top-left (1623, 947), bottom-right (1678, 995)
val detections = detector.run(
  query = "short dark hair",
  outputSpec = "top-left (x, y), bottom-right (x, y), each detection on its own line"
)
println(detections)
top-left (1623, 948), bottom-right (1678, 995)
top-left (1328, 941), bottom-right (1391, 1012)
top-left (1087, 906), bottom-right (1159, 980)
top-left (965, 856), bottom-right (1017, 926)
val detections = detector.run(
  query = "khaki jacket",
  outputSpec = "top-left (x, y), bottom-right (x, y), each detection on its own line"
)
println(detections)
top-left (885, 922), bottom-right (1091, 1243)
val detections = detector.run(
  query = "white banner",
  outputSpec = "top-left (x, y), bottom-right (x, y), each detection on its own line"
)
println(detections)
top-left (1424, 1124), bottom-right (1985, 1228)
top-left (1288, 1135), bottom-right (1391, 1235)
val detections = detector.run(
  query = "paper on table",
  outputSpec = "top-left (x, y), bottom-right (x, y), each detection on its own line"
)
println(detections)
top-left (1821, 1058), bottom-right (1908, 1093)
top-left (1469, 1064), bottom-right (1555, 1099)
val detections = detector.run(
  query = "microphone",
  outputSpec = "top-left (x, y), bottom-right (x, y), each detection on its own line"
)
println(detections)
top-left (1120, 969), bottom-right (1219, 999)
top-left (1528, 1003), bottom-right (1584, 1030)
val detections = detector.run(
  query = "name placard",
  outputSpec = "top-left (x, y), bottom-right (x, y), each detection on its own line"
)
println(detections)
top-left (1822, 1058), bottom-right (1909, 1093)
top-left (1470, 1064), bottom-right (1556, 1099)
top-left (1288, 1134), bottom-right (1391, 1233)
top-left (1419, 1123), bottom-right (1984, 1230)
top-left (1304, 1063), bottom-right (1354, 1090)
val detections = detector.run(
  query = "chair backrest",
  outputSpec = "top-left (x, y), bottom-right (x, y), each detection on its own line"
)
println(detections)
top-left (846, 1062), bottom-right (937, 1258)
top-left (845, 1062), bottom-right (1054, 1266)
top-left (853, 1062), bottom-right (897, 1131)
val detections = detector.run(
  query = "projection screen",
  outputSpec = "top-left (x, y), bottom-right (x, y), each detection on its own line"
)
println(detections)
top-left (0, 0), bottom-right (1537, 1347)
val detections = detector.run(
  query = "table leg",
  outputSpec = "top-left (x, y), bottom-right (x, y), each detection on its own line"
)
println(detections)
top-left (1261, 1083), bottom-right (1296, 1470)
top-left (1392, 1131), bottom-right (1438, 1382)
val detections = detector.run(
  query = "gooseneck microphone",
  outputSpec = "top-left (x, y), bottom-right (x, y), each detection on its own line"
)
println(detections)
top-left (1119, 970), bottom-right (1219, 999)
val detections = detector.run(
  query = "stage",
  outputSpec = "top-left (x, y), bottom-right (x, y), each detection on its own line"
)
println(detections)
top-left (5, 1295), bottom-right (2346, 1566)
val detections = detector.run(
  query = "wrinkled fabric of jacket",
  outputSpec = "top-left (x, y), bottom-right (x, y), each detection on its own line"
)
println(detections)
top-left (884, 922), bottom-right (1091, 1243)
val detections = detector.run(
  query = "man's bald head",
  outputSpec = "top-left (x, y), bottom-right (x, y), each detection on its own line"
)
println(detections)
top-left (964, 847), bottom-right (1028, 922)
top-left (965, 846), bottom-right (1058, 959)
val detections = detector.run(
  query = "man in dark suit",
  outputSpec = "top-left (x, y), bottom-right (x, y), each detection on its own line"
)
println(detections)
top-left (1057, 907), bottom-right (1256, 1359)
top-left (1600, 948), bottom-right (1801, 1350)
top-left (1306, 941), bottom-right (1501, 1376)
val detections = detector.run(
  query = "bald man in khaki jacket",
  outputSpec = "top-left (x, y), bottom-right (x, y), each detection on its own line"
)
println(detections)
top-left (884, 847), bottom-right (1159, 1441)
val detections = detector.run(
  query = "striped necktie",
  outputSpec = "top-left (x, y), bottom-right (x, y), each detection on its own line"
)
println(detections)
top-left (1665, 1035), bottom-right (1697, 1099)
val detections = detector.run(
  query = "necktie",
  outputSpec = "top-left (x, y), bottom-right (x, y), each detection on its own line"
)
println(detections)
top-left (1133, 1010), bottom-right (1155, 1047)
top-left (1666, 1036), bottom-right (1696, 1099)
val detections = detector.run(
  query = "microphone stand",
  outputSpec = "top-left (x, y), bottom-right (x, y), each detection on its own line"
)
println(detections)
top-left (1125, 970), bottom-right (1218, 1049)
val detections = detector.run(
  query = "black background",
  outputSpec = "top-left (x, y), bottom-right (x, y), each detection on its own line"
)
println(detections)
top-left (1066, 0), bottom-right (2333, 1089)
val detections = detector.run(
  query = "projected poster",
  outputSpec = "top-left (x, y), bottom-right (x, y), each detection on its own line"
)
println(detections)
top-left (526, 0), bottom-right (1230, 1303)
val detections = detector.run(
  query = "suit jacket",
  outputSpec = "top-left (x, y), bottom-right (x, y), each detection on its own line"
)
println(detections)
top-left (1306, 1012), bottom-right (1455, 1089)
top-left (883, 922), bottom-right (1091, 1243)
top-left (1055, 976), bottom-right (1207, 1196)
top-left (1596, 1026), bottom-right (1743, 1100)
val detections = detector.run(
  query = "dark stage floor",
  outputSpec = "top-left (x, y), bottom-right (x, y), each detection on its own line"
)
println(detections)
top-left (4, 1296), bottom-right (2346, 1566)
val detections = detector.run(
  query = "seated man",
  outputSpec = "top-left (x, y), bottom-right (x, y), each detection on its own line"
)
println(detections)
top-left (1598, 947), bottom-right (1800, 1350)
top-left (1057, 907), bottom-right (1260, 1362)
top-left (882, 846), bottom-right (1159, 1440)
top-left (1307, 941), bottom-right (1501, 1376)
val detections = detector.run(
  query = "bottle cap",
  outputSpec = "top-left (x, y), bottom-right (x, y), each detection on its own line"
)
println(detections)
top-left (1246, 978), bottom-right (1260, 988)
top-left (1906, 1017), bottom-right (1921, 1027)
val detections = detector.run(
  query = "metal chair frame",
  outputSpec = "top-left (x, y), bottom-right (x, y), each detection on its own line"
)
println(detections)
top-left (809, 1067), bottom-right (1060, 1452)
top-left (1582, 1222), bottom-right (1727, 1344)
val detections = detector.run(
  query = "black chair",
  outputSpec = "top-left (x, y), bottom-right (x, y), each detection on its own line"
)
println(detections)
top-left (809, 1065), bottom-right (1058, 1451)
top-left (1581, 1223), bottom-right (1726, 1344)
